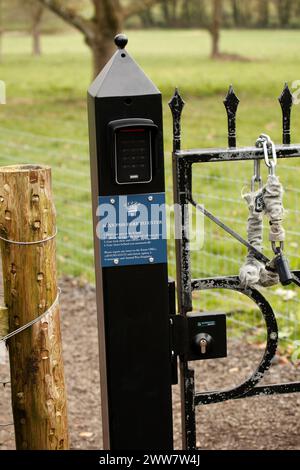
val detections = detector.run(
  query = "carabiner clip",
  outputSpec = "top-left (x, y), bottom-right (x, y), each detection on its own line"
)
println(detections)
top-left (262, 138), bottom-right (277, 169)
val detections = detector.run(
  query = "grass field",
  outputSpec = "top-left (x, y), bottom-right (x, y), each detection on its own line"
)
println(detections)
top-left (1, 29), bottom-right (300, 355)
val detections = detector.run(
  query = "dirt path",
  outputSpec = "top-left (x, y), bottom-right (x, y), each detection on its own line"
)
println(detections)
top-left (0, 277), bottom-right (299, 450)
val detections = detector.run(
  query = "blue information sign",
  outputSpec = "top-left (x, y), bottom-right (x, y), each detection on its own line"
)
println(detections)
top-left (98, 192), bottom-right (167, 267)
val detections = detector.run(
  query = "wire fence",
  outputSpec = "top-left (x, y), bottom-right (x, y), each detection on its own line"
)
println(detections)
top-left (0, 125), bottom-right (299, 354)
top-left (0, 125), bottom-right (95, 280)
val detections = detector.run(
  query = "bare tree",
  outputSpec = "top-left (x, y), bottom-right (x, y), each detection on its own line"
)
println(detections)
top-left (210, 0), bottom-right (222, 58)
top-left (208, 0), bottom-right (249, 61)
top-left (26, 0), bottom-right (44, 56)
top-left (38, 0), bottom-right (163, 77)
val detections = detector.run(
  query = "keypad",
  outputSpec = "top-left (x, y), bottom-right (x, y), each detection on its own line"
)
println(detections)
top-left (115, 128), bottom-right (152, 184)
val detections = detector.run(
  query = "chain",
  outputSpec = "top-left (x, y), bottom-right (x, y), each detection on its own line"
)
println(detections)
top-left (256, 133), bottom-right (277, 176)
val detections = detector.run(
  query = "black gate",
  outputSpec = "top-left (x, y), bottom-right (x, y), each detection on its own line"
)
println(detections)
top-left (169, 85), bottom-right (300, 450)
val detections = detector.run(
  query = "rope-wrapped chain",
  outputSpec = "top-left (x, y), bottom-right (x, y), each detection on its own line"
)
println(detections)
top-left (239, 135), bottom-right (285, 288)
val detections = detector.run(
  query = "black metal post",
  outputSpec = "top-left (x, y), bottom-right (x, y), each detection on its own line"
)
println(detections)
top-left (88, 35), bottom-right (173, 450)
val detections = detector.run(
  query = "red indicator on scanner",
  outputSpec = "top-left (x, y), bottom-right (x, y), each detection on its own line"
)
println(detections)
top-left (120, 128), bottom-right (146, 133)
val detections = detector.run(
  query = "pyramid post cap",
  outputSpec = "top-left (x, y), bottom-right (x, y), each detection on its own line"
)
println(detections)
top-left (88, 34), bottom-right (160, 98)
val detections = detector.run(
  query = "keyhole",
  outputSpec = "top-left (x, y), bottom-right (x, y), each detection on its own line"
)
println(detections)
top-left (200, 338), bottom-right (207, 354)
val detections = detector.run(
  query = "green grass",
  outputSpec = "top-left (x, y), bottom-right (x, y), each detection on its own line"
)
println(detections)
top-left (1, 29), bottom-right (300, 355)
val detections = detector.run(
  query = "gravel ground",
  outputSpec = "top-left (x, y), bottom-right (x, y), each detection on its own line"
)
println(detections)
top-left (0, 277), bottom-right (299, 450)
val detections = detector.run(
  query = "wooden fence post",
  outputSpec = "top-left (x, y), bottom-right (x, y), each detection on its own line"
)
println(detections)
top-left (0, 305), bottom-right (8, 338)
top-left (0, 164), bottom-right (69, 450)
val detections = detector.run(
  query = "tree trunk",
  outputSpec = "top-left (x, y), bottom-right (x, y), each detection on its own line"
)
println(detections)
top-left (210, 0), bottom-right (222, 58)
top-left (231, 0), bottom-right (241, 26)
top-left (277, 0), bottom-right (293, 27)
top-left (171, 0), bottom-right (178, 24)
top-left (0, 164), bottom-right (69, 450)
top-left (89, 0), bottom-right (122, 77)
top-left (32, 26), bottom-right (41, 56)
top-left (198, 0), bottom-right (209, 27)
top-left (38, 0), bottom-right (161, 76)
top-left (242, 1), bottom-right (254, 26)
top-left (161, 1), bottom-right (170, 24)
top-left (258, 0), bottom-right (269, 27)
top-left (88, 36), bottom-right (116, 78)
top-left (31, 4), bottom-right (44, 56)
top-left (182, 0), bottom-right (191, 26)
top-left (231, 0), bottom-right (254, 27)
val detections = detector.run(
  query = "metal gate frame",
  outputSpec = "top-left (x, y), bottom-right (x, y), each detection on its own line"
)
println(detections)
top-left (169, 85), bottom-right (300, 450)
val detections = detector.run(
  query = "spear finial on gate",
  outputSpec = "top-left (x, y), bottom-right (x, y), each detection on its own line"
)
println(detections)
top-left (279, 83), bottom-right (293, 145)
top-left (223, 85), bottom-right (239, 148)
top-left (169, 88), bottom-right (185, 152)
